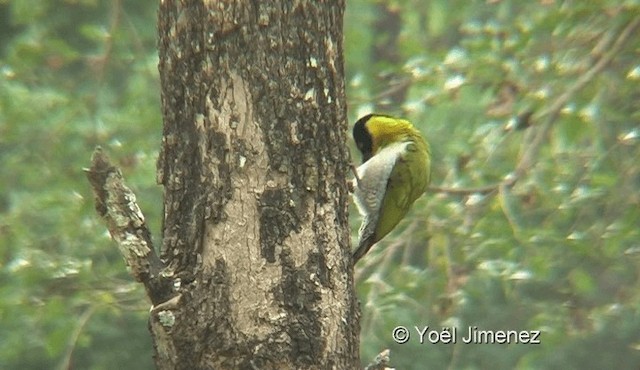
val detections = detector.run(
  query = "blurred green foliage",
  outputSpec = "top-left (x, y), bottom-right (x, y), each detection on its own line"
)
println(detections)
top-left (1, 0), bottom-right (639, 369)
top-left (0, 0), bottom-right (159, 368)
top-left (347, 1), bottom-right (640, 369)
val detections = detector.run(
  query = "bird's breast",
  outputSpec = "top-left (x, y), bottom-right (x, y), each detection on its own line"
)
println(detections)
top-left (353, 141), bottom-right (409, 215)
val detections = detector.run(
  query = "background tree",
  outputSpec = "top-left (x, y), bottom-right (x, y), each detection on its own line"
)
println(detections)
top-left (2, 0), bottom-right (640, 369)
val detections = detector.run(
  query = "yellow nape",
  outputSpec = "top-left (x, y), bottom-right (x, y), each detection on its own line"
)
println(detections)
top-left (364, 115), bottom-right (420, 155)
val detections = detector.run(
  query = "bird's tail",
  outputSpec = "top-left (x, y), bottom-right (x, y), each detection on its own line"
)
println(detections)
top-left (352, 234), bottom-right (376, 264)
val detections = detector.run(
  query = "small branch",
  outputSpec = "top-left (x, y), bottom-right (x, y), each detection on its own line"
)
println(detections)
top-left (84, 147), bottom-right (173, 305)
top-left (364, 349), bottom-right (392, 370)
top-left (57, 304), bottom-right (98, 370)
top-left (497, 183), bottom-right (523, 240)
top-left (429, 183), bottom-right (500, 196)
top-left (372, 77), bottom-right (413, 101)
top-left (86, 0), bottom-right (121, 115)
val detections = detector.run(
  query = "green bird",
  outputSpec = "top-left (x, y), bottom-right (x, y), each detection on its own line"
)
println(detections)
top-left (352, 114), bottom-right (431, 263)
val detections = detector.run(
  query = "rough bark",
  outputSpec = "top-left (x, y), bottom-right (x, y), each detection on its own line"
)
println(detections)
top-left (84, 147), bottom-right (173, 305)
top-left (152, 1), bottom-right (358, 369)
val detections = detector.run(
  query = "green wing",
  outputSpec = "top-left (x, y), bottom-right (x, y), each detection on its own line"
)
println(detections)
top-left (374, 141), bottom-right (430, 244)
top-left (352, 135), bottom-right (430, 263)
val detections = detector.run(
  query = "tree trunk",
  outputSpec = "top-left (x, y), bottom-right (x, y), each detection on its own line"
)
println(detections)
top-left (153, 1), bottom-right (358, 368)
